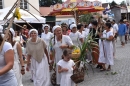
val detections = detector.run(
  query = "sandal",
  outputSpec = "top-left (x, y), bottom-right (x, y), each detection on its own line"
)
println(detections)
top-left (100, 68), bottom-right (106, 71)
top-left (107, 65), bottom-right (111, 71)
top-left (107, 68), bottom-right (111, 71)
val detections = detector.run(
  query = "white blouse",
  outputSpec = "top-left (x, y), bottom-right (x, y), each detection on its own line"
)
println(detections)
top-left (41, 32), bottom-right (53, 46)
top-left (69, 31), bottom-right (83, 46)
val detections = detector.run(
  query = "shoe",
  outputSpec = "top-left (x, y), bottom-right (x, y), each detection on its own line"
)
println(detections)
top-left (96, 65), bottom-right (100, 68)
top-left (96, 65), bottom-right (102, 69)
top-left (99, 65), bottom-right (103, 69)
top-left (88, 61), bottom-right (92, 64)
top-left (30, 79), bottom-right (33, 82)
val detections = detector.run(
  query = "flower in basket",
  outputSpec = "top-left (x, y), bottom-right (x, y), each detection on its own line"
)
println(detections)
top-left (71, 46), bottom-right (81, 61)
top-left (14, 8), bottom-right (21, 20)
top-left (72, 47), bottom-right (80, 54)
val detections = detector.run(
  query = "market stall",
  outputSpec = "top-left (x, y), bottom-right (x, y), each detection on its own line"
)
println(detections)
top-left (49, 1), bottom-right (104, 24)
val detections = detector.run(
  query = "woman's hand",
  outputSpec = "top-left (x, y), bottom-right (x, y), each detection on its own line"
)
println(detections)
top-left (26, 65), bottom-right (30, 71)
top-left (62, 68), bottom-right (68, 72)
top-left (60, 44), bottom-right (68, 49)
top-left (21, 67), bottom-right (25, 75)
top-left (50, 60), bottom-right (54, 65)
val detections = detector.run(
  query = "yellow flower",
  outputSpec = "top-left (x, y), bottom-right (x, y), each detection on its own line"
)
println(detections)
top-left (72, 47), bottom-right (80, 54)
top-left (14, 8), bottom-right (21, 20)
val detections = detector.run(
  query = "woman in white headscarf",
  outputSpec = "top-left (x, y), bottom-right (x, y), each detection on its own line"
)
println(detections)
top-left (51, 25), bottom-right (73, 85)
top-left (6, 28), bottom-right (25, 86)
top-left (41, 24), bottom-right (53, 61)
top-left (26, 29), bottom-right (50, 86)
top-left (69, 24), bottom-right (83, 46)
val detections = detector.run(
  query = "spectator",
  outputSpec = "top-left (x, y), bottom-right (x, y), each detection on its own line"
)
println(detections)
top-left (118, 19), bottom-right (127, 47)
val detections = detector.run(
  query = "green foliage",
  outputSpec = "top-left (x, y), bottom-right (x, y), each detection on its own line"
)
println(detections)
top-left (39, 0), bottom-right (62, 7)
top-left (79, 13), bottom-right (93, 24)
top-left (120, 1), bottom-right (126, 7)
top-left (109, 1), bottom-right (118, 7)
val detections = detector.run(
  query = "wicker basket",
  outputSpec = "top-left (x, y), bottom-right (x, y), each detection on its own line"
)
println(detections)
top-left (71, 53), bottom-right (80, 59)
top-left (51, 72), bottom-right (56, 85)
top-left (71, 68), bottom-right (84, 84)
top-left (50, 65), bottom-right (56, 86)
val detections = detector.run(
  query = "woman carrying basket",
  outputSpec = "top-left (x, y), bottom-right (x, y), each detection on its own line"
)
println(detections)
top-left (51, 25), bottom-right (73, 85)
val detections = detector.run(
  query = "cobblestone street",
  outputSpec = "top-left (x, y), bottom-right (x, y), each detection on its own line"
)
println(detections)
top-left (23, 39), bottom-right (130, 86)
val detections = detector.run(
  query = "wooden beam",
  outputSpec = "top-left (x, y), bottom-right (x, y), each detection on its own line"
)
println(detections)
top-left (0, 0), bottom-right (21, 51)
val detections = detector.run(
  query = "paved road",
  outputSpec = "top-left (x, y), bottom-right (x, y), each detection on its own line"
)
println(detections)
top-left (23, 39), bottom-right (130, 86)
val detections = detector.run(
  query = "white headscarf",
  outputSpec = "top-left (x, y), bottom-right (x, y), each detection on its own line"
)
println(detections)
top-left (0, 25), bottom-right (3, 33)
top-left (42, 24), bottom-right (50, 30)
top-left (70, 24), bottom-right (77, 30)
top-left (52, 25), bottom-right (61, 32)
top-left (9, 28), bottom-right (15, 37)
top-left (1, 34), bottom-right (4, 38)
top-left (28, 29), bottom-right (38, 36)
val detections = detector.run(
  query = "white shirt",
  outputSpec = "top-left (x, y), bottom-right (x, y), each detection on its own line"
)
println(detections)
top-left (69, 31), bottom-right (83, 46)
top-left (88, 23), bottom-right (92, 29)
top-left (13, 36), bottom-right (23, 44)
top-left (84, 28), bottom-right (90, 37)
top-left (113, 23), bottom-right (118, 33)
top-left (41, 32), bottom-right (53, 46)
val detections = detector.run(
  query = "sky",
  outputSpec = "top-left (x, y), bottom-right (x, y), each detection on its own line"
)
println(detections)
top-left (62, 0), bottom-right (125, 4)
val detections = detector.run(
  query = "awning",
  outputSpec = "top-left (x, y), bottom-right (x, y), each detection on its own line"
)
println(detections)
top-left (0, 7), bottom-right (46, 23)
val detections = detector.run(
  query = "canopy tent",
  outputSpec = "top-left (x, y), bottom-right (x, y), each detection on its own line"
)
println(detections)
top-left (0, 7), bottom-right (46, 24)
top-left (49, 1), bottom-right (104, 24)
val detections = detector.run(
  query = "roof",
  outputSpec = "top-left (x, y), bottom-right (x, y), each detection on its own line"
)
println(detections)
top-left (39, 7), bottom-right (51, 16)
top-left (64, 0), bottom-right (83, 3)
top-left (56, 15), bottom-right (74, 18)
top-left (110, 5), bottom-right (122, 9)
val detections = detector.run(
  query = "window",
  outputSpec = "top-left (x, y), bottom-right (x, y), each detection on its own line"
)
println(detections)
top-left (20, 0), bottom-right (28, 9)
top-left (0, 0), bottom-right (3, 9)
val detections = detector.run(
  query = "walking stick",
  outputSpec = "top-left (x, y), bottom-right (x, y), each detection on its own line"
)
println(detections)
top-left (0, 0), bottom-right (21, 52)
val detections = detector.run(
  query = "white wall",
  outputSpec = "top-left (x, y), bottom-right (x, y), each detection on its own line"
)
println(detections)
top-left (4, 0), bottom-right (15, 8)
top-left (28, 0), bottom-right (39, 15)
top-left (3, 0), bottom-right (40, 15)
top-left (56, 17), bottom-right (76, 25)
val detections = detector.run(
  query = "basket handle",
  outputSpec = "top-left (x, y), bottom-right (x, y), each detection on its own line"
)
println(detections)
top-left (73, 60), bottom-right (81, 74)
top-left (50, 64), bottom-right (56, 73)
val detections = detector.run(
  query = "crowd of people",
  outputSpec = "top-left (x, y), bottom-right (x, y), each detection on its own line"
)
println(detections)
top-left (0, 18), bottom-right (129, 86)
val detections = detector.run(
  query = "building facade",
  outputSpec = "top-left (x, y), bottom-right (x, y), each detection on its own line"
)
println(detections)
top-left (1, 0), bottom-right (39, 15)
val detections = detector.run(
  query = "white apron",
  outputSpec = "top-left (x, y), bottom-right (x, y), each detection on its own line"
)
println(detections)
top-left (31, 56), bottom-right (50, 86)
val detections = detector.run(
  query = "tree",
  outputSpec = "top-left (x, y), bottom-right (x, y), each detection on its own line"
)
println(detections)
top-left (39, 0), bottom-right (62, 7)
top-left (79, 13), bottom-right (93, 24)
top-left (120, 1), bottom-right (126, 7)
top-left (109, 1), bottom-right (118, 7)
